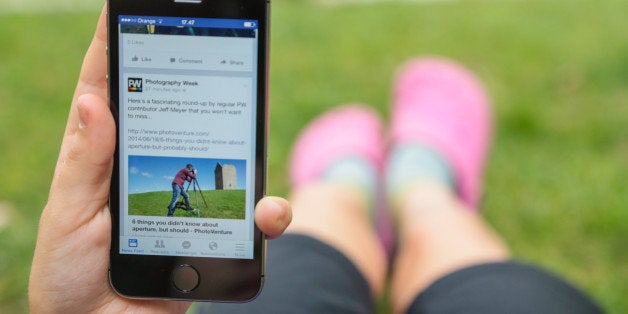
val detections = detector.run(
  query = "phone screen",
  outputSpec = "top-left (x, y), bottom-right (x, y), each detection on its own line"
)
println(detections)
top-left (116, 15), bottom-right (260, 260)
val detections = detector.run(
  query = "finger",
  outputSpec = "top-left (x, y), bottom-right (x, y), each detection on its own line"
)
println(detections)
top-left (255, 197), bottom-right (292, 240)
top-left (76, 4), bottom-right (108, 99)
top-left (46, 93), bottom-right (115, 234)
top-left (66, 4), bottom-right (108, 137)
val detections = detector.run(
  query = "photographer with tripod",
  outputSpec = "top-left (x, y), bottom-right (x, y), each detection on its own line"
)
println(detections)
top-left (167, 163), bottom-right (197, 217)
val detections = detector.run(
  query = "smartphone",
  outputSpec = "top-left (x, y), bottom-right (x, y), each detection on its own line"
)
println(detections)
top-left (107, 0), bottom-right (268, 301)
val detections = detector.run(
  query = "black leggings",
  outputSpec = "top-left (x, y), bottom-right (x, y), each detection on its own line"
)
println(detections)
top-left (197, 234), bottom-right (602, 314)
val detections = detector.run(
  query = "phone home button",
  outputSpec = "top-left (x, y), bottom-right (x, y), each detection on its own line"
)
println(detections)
top-left (172, 264), bottom-right (200, 293)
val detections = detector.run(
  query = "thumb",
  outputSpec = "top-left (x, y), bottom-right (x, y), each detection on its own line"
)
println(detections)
top-left (45, 94), bottom-right (115, 233)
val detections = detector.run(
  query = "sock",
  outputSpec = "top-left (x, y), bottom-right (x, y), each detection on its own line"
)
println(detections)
top-left (385, 143), bottom-right (455, 202)
top-left (322, 157), bottom-right (378, 216)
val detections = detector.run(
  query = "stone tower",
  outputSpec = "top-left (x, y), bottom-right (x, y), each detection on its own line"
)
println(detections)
top-left (214, 163), bottom-right (238, 190)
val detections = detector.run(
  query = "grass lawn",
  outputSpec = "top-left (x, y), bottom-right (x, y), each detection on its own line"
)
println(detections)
top-left (129, 190), bottom-right (246, 219)
top-left (0, 0), bottom-right (626, 312)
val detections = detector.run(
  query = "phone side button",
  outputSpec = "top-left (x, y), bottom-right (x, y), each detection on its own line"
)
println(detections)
top-left (171, 264), bottom-right (200, 293)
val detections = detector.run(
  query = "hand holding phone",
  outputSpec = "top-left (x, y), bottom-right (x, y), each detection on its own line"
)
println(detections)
top-left (30, 3), bottom-right (289, 312)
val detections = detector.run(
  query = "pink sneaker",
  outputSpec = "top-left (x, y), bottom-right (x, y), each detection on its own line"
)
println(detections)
top-left (289, 104), bottom-right (385, 188)
top-left (390, 57), bottom-right (492, 209)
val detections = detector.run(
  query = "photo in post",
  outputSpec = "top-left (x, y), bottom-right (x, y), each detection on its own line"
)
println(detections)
top-left (128, 155), bottom-right (247, 219)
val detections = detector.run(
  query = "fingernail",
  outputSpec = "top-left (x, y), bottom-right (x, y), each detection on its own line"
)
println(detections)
top-left (77, 95), bottom-right (89, 129)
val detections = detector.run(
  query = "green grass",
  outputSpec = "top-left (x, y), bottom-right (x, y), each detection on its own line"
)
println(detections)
top-left (129, 190), bottom-right (246, 219)
top-left (1, 0), bottom-right (626, 312)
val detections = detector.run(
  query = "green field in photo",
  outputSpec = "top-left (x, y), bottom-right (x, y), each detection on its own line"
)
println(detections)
top-left (129, 190), bottom-right (246, 219)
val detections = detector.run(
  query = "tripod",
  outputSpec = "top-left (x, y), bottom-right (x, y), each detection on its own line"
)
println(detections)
top-left (176, 178), bottom-right (208, 218)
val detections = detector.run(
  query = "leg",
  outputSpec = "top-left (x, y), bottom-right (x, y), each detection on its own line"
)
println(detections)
top-left (198, 105), bottom-right (387, 313)
top-left (180, 186), bottom-right (191, 209)
top-left (387, 57), bottom-right (601, 313)
top-left (287, 105), bottom-right (388, 296)
top-left (167, 183), bottom-right (181, 216)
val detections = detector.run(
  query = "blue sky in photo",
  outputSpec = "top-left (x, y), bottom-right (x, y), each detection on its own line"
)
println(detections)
top-left (128, 155), bottom-right (246, 194)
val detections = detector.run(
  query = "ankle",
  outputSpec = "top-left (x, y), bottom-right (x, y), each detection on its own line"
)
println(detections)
top-left (385, 143), bottom-right (456, 206)
top-left (394, 180), bottom-right (460, 236)
top-left (323, 157), bottom-right (378, 213)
